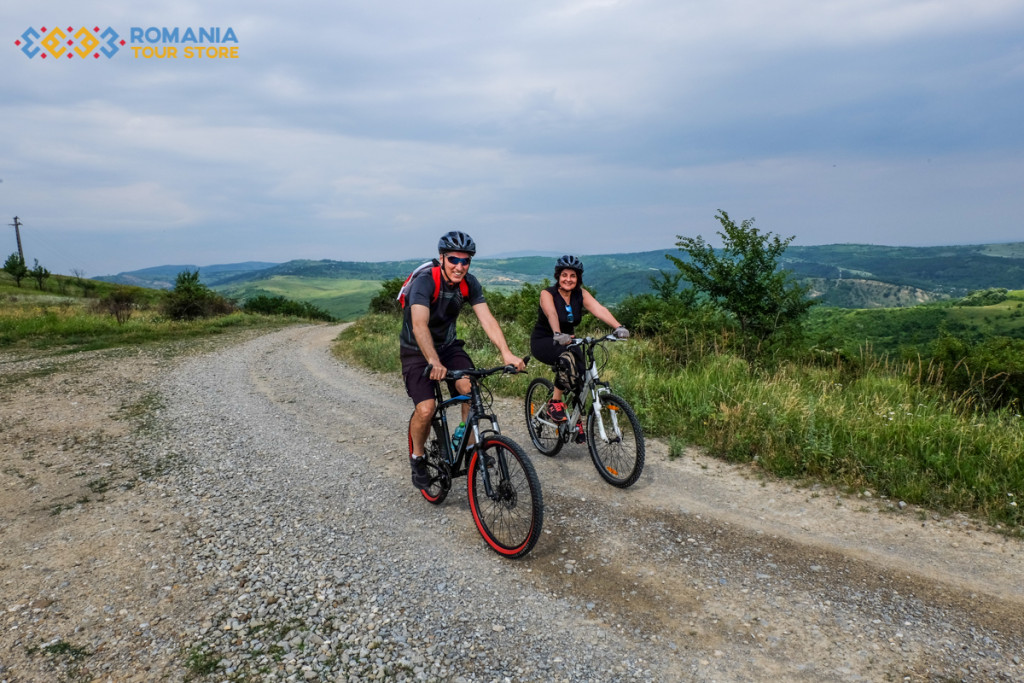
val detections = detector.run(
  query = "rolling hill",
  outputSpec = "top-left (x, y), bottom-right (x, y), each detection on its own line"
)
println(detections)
top-left (94, 242), bottom-right (1024, 319)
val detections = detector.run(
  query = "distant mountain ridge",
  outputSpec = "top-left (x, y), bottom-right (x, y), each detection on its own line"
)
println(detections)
top-left (96, 262), bottom-right (278, 289)
top-left (95, 242), bottom-right (1024, 317)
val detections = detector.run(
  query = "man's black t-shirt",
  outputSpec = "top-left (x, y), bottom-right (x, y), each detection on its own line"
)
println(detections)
top-left (399, 268), bottom-right (486, 354)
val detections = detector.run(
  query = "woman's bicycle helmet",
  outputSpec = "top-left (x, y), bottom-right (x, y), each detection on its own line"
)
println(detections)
top-left (555, 254), bottom-right (584, 273)
top-left (554, 254), bottom-right (584, 286)
top-left (438, 230), bottom-right (477, 256)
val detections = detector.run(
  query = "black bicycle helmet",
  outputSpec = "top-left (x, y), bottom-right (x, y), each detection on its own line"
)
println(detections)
top-left (555, 254), bottom-right (583, 274)
top-left (438, 230), bottom-right (477, 256)
top-left (554, 254), bottom-right (584, 286)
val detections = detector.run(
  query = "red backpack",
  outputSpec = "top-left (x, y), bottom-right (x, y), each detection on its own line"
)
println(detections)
top-left (397, 259), bottom-right (468, 308)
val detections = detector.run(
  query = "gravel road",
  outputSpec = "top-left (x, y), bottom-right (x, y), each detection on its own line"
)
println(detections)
top-left (2, 323), bottom-right (1022, 682)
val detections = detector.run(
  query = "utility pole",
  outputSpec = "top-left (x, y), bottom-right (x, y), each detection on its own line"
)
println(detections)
top-left (10, 216), bottom-right (25, 263)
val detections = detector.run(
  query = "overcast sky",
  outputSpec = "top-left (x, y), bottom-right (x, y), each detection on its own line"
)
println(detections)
top-left (3, 1), bottom-right (1023, 276)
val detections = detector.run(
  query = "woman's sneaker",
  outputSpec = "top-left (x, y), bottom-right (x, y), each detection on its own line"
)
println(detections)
top-left (548, 400), bottom-right (568, 422)
top-left (574, 420), bottom-right (586, 443)
top-left (410, 456), bottom-right (431, 489)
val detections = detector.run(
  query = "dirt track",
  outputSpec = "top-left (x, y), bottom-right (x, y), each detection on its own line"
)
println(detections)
top-left (1, 324), bottom-right (1022, 681)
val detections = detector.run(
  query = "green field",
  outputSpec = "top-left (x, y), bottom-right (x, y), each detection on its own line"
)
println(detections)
top-left (215, 276), bottom-right (383, 320)
top-left (807, 289), bottom-right (1024, 355)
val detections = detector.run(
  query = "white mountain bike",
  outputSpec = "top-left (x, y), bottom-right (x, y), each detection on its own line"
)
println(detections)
top-left (524, 335), bottom-right (645, 488)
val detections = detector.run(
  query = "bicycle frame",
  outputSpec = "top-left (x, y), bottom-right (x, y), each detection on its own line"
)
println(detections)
top-left (543, 335), bottom-right (622, 444)
top-left (428, 369), bottom-right (508, 491)
top-left (525, 335), bottom-right (643, 487)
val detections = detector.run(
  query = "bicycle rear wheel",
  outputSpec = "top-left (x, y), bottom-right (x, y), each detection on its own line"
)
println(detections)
top-left (586, 393), bottom-right (645, 488)
top-left (468, 435), bottom-right (544, 559)
top-left (524, 377), bottom-right (563, 457)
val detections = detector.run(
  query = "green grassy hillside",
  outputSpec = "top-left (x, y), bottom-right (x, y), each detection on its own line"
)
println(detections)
top-left (95, 262), bottom-right (277, 288)
top-left (0, 276), bottom-right (289, 352)
top-left (92, 241), bottom-right (1024, 317)
top-left (807, 289), bottom-right (1024, 355)
top-left (783, 243), bottom-right (1024, 294)
top-left (215, 276), bottom-right (382, 320)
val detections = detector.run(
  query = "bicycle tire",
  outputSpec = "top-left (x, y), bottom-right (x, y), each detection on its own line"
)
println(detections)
top-left (586, 393), bottom-right (645, 488)
top-left (524, 377), bottom-right (563, 457)
top-left (409, 411), bottom-right (450, 504)
top-left (467, 435), bottom-right (544, 559)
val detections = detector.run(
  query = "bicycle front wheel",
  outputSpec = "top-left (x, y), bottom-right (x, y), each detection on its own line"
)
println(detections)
top-left (468, 435), bottom-right (544, 559)
top-left (586, 393), bottom-right (645, 488)
top-left (524, 377), bottom-right (563, 457)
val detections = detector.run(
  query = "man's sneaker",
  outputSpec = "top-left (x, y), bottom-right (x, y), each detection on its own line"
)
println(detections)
top-left (410, 456), bottom-right (431, 489)
top-left (574, 420), bottom-right (586, 443)
top-left (548, 400), bottom-right (568, 423)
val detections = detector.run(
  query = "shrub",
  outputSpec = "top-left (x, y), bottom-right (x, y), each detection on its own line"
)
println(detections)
top-left (930, 334), bottom-right (1024, 411)
top-left (162, 270), bottom-right (235, 320)
top-left (98, 287), bottom-right (140, 324)
top-left (368, 277), bottom-right (404, 315)
top-left (242, 294), bottom-right (335, 321)
top-left (29, 259), bottom-right (51, 290)
top-left (958, 288), bottom-right (1009, 307)
top-left (484, 280), bottom-right (547, 328)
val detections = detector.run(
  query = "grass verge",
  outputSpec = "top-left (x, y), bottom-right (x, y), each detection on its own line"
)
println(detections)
top-left (334, 313), bottom-right (1024, 532)
top-left (1, 298), bottom-right (298, 353)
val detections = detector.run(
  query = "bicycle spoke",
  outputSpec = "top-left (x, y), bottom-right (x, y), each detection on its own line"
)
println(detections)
top-left (524, 377), bottom-right (563, 456)
top-left (468, 436), bottom-right (543, 558)
top-left (587, 394), bottom-right (645, 488)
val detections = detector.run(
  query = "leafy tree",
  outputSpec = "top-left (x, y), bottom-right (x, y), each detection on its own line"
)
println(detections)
top-left (368, 277), bottom-right (404, 315)
top-left (3, 253), bottom-right (28, 287)
top-left (648, 269), bottom-right (685, 302)
top-left (29, 259), bottom-right (51, 290)
top-left (484, 281), bottom-right (548, 328)
top-left (668, 210), bottom-right (815, 346)
top-left (162, 269), bottom-right (234, 320)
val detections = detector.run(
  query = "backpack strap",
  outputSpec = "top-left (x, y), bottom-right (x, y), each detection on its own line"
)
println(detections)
top-left (397, 259), bottom-right (439, 308)
top-left (398, 259), bottom-right (469, 308)
top-left (430, 265), bottom-right (469, 303)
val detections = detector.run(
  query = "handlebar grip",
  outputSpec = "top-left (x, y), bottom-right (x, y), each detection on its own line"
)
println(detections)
top-left (422, 364), bottom-right (433, 378)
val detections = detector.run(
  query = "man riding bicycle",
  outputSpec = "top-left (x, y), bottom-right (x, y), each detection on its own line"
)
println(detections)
top-left (401, 230), bottom-right (526, 489)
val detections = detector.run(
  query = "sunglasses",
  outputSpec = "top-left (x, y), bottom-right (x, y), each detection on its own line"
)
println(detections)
top-left (565, 304), bottom-right (574, 324)
top-left (446, 255), bottom-right (471, 266)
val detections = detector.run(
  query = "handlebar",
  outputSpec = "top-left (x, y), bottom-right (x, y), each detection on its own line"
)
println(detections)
top-left (556, 334), bottom-right (622, 347)
top-left (423, 356), bottom-right (531, 380)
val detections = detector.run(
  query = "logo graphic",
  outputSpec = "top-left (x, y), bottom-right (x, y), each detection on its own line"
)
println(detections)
top-left (16, 26), bottom-right (239, 60)
top-left (16, 26), bottom-right (123, 59)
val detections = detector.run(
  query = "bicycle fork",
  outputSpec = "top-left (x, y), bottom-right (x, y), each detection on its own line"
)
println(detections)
top-left (589, 390), bottom-right (623, 444)
top-left (585, 355), bottom-right (623, 444)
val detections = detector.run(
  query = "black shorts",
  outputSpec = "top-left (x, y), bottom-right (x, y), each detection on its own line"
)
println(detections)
top-left (529, 334), bottom-right (563, 367)
top-left (401, 341), bottom-right (474, 405)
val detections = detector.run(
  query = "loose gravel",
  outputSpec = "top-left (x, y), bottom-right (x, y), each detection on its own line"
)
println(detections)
top-left (3, 324), bottom-right (1023, 682)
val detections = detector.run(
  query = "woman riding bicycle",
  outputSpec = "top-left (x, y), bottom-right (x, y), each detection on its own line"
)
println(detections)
top-left (529, 255), bottom-right (629, 424)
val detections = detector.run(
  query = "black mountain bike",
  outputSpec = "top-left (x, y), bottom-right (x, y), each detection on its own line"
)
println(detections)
top-left (524, 335), bottom-right (645, 488)
top-left (411, 362), bottom-right (544, 559)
